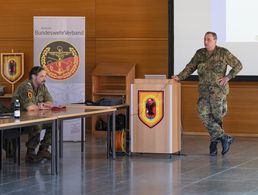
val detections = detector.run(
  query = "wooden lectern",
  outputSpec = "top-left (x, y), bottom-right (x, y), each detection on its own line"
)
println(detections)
top-left (130, 79), bottom-right (181, 154)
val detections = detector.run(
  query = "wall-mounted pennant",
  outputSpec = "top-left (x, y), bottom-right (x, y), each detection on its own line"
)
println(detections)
top-left (1, 53), bottom-right (24, 85)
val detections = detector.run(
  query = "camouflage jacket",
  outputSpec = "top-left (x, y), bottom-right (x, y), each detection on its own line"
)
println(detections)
top-left (12, 80), bottom-right (53, 111)
top-left (177, 46), bottom-right (242, 95)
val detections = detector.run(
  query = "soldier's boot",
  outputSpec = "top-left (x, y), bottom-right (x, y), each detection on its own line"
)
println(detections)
top-left (219, 135), bottom-right (234, 155)
top-left (209, 141), bottom-right (218, 156)
top-left (37, 146), bottom-right (51, 160)
top-left (25, 149), bottom-right (42, 163)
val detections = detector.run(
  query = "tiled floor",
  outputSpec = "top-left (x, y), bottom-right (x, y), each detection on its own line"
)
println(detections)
top-left (1, 135), bottom-right (258, 195)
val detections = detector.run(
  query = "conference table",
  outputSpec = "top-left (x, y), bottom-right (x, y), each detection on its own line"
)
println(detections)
top-left (66, 104), bottom-right (130, 157)
top-left (54, 105), bottom-right (117, 160)
top-left (0, 106), bottom-right (117, 175)
top-left (0, 111), bottom-right (57, 174)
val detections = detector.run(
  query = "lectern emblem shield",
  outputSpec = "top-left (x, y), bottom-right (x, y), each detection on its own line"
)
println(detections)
top-left (138, 90), bottom-right (164, 128)
top-left (1, 53), bottom-right (24, 84)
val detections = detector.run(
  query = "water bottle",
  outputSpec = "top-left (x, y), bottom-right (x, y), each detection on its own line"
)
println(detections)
top-left (14, 99), bottom-right (21, 118)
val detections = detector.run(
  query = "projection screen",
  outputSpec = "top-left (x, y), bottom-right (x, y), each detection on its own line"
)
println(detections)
top-left (173, 0), bottom-right (258, 79)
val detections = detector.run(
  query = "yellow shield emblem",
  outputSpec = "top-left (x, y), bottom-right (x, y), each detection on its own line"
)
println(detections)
top-left (138, 90), bottom-right (164, 128)
top-left (1, 53), bottom-right (24, 84)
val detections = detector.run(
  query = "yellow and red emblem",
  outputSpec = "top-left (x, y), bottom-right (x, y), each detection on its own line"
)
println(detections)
top-left (40, 41), bottom-right (80, 80)
top-left (1, 53), bottom-right (24, 84)
top-left (27, 90), bottom-right (33, 100)
top-left (138, 90), bottom-right (164, 128)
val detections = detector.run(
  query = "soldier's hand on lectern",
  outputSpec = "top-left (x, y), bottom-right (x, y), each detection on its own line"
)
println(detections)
top-left (171, 75), bottom-right (180, 82)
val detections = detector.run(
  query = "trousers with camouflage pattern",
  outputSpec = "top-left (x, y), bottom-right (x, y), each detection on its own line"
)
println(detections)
top-left (197, 86), bottom-right (227, 142)
top-left (23, 124), bottom-right (52, 150)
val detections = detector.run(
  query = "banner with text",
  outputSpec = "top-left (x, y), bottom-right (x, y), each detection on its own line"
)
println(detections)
top-left (34, 16), bottom-right (85, 141)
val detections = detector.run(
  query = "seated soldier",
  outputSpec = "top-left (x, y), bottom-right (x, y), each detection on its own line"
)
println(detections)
top-left (12, 66), bottom-right (53, 163)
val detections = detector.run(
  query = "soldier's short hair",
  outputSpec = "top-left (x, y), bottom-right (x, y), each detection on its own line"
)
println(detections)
top-left (29, 66), bottom-right (45, 79)
top-left (205, 31), bottom-right (217, 40)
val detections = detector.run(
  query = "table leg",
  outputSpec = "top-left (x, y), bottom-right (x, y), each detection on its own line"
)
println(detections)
top-left (107, 114), bottom-right (110, 158)
top-left (59, 120), bottom-right (63, 158)
top-left (0, 130), bottom-right (2, 170)
top-left (51, 120), bottom-right (57, 175)
top-left (18, 128), bottom-right (21, 166)
top-left (112, 111), bottom-right (116, 159)
top-left (81, 117), bottom-right (85, 153)
top-left (55, 120), bottom-right (59, 174)
top-left (126, 106), bottom-right (130, 154)
top-left (125, 106), bottom-right (129, 130)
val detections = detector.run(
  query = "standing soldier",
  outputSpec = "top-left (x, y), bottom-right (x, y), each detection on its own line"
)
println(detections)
top-left (12, 66), bottom-right (53, 163)
top-left (172, 31), bottom-right (242, 156)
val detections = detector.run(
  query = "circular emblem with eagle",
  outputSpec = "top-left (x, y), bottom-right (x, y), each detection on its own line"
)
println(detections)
top-left (40, 41), bottom-right (80, 80)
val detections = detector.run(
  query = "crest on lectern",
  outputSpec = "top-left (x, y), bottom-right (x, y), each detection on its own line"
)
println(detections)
top-left (138, 90), bottom-right (164, 128)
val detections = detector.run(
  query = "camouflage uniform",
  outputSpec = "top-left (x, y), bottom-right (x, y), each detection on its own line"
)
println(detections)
top-left (177, 46), bottom-right (242, 141)
top-left (12, 79), bottom-right (53, 150)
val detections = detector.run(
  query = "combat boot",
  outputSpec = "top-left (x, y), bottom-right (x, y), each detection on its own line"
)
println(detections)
top-left (209, 141), bottom-right (218, 156)
top-left (37, 146), bottom-right (51, 160)
top-left (25, 149), bottom-right (42, 163)
top-left (219, 135), bottom-right (234, 155)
